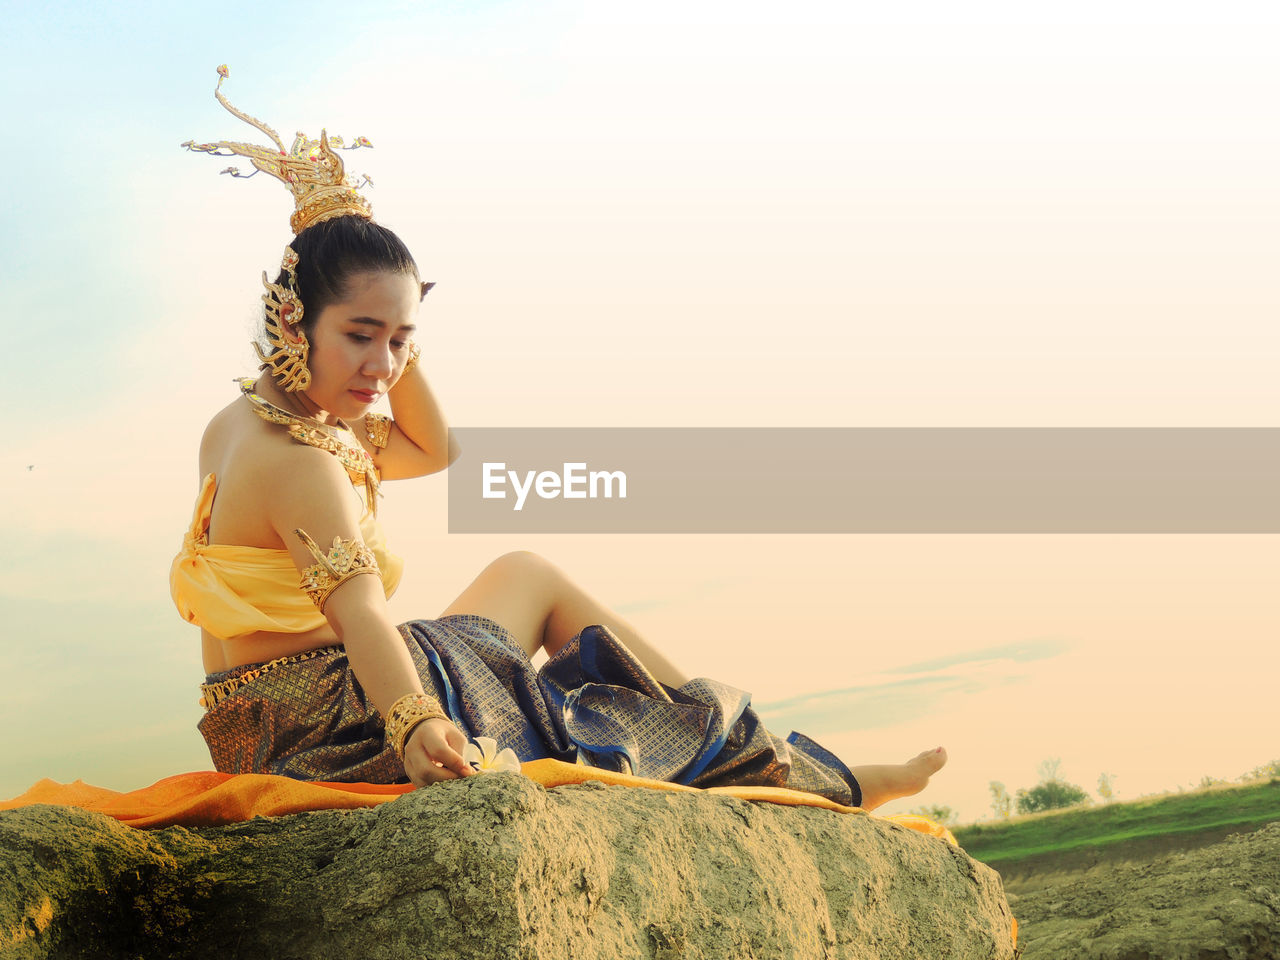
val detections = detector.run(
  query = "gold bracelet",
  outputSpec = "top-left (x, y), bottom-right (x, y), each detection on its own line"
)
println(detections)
top-left (385, 692), bottom-right (450, 762)
top-left (402, 341), bottom-right (421, 374)
top-left (364, 412), bottom-right (392, 449)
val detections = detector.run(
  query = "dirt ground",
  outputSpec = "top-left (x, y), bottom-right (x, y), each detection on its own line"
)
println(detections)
top-left (1001, 821), bottom-right (1280, 959)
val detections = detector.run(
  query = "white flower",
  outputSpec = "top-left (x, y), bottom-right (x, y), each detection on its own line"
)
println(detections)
top-left (463, 736), bottom-right (522, 774)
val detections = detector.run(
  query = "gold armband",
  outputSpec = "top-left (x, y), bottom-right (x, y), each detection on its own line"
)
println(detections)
top-left (295, 529), bottom-right (380, 612)
top-left (364, 412), bottom-right (392, 449)
top-left (385, 692), bottom-right (451, 762)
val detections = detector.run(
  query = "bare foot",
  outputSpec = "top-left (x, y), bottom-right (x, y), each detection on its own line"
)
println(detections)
top-left (850, 747), bottom-right (948, 812)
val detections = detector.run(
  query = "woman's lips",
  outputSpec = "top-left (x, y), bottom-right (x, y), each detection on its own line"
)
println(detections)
top-left (349, 389), bottom-right (379, 403)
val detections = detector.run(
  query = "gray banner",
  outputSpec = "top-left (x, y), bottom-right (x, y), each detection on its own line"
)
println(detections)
top-left (445, 428), bottom-right (1280, 533)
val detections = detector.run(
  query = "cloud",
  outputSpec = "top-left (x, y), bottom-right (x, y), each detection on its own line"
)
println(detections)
top-left (884, 639), bottom-right (1070, 676)
top-left (753, 639), bottom-right (1069, 735)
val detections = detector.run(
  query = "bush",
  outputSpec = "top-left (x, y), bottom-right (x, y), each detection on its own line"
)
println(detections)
top-left (1097, 772), bottom-right (1117, 802)
top-left (1239, 759), bottom-right (1280, 783)
top-left (1015, 778), bottom-right (1091, 814)
top-left (989, 781), bottom-right (1012, 820)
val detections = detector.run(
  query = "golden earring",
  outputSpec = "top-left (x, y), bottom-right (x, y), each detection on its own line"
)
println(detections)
top-left (255, 246), bottom-right (312, 392)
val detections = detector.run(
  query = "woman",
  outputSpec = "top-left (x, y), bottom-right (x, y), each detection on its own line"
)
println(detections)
top-left (173, 68), bottom-right (946, 808)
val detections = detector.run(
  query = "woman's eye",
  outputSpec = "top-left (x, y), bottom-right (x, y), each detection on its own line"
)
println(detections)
top-left (391, 340), bottom-right (407, 350)
top-left (348, 333), bottom-right (372, 343)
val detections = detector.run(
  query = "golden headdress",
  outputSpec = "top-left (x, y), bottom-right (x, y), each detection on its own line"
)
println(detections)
top-left (182, 66), bottom-right (383, 392)
top-left (181, 65), bottom-right (374, 235)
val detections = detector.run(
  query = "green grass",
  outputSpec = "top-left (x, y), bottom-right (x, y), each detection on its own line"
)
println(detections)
top-left (953, 778), bottom-right (1280, 865)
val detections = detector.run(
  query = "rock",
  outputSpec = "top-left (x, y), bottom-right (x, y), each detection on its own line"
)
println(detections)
top-left (1014, 821), bottom-right (1280, 959)
top-left (0, 775), bottom-right (1016, 960)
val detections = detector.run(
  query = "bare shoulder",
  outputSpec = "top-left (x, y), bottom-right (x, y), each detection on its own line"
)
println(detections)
top-left (260, 440), bottom-right (370, 574)
top-left (197, 396), bottom-right (248, 478)
top-left (241, 423), bottom-right (357, 509)
top-left (199, 398), bottom-right (358, 549)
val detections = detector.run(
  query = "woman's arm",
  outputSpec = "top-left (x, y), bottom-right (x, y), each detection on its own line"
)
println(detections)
top-left (361, 354), bottom-right (461, 481)
top-left (268, 444), bottom-right (471, 785)
top-left (325, 577), bottom-right (472, 785)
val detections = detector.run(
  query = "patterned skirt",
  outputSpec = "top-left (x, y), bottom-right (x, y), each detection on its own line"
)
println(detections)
top-left (197, 615), bottom-right (862, 806)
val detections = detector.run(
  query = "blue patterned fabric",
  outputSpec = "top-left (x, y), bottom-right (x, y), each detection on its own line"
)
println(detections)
top-left (198, 614), bottom-right (861, 806)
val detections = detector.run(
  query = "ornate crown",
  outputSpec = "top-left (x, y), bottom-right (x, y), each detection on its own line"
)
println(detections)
top-left (181, 65), bottom-right (374, 235)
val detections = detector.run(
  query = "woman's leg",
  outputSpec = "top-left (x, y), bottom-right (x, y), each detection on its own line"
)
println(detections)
top-left (439, 551), bottom-right (949, 809)
top-left (853, 747), bottom-right (949, 812)
top-left (439, 551), bottom-right (691, 688)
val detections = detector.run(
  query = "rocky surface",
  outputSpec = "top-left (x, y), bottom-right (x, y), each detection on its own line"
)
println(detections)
top-left (1010, 821), bottom-right (1280, 959)
top-left (0, 774), bottom-right (1015, 960)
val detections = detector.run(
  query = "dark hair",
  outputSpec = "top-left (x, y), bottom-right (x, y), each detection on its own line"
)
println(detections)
top-left (261, 215), bottom-right (420, 345)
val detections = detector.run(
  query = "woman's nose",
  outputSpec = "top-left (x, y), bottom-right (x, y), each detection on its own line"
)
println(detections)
top-left (364, 344), bottom-right (395, 379)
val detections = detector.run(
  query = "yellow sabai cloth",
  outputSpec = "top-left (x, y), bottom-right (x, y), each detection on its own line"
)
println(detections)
top-left (170, 472), bottom-right (403, 640)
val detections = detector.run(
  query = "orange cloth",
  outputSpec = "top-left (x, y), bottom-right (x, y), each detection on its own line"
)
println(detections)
top-left (169, 472), bottom-right (404, 640)
top-left (0, 760), bottom-right (954, 845)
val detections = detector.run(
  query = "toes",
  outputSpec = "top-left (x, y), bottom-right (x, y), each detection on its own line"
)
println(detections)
top-left (910, 747), bottom-right (948, 772)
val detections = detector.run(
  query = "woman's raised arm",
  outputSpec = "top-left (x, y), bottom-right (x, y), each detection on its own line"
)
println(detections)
top-left (360, 342), bottom-right (461, 481)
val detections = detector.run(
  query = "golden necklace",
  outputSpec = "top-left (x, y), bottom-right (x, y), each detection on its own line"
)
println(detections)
top-left (237, 377), bottom-right (381, 514)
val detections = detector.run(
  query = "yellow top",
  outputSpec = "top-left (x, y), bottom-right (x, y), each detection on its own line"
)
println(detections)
top-left (169, 472), bottom-right (403, 640)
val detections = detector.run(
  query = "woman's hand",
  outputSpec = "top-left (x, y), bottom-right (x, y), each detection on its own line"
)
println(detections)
top-left (403, 717), bottom-right (474, 787)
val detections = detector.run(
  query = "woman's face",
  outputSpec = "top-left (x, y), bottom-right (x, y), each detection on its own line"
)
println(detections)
top-left (299, 270), bottom-right (422, 422)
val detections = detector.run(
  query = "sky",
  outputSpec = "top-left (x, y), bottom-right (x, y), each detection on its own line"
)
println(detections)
top-left (0, 0), bottom-right (1277, 823)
